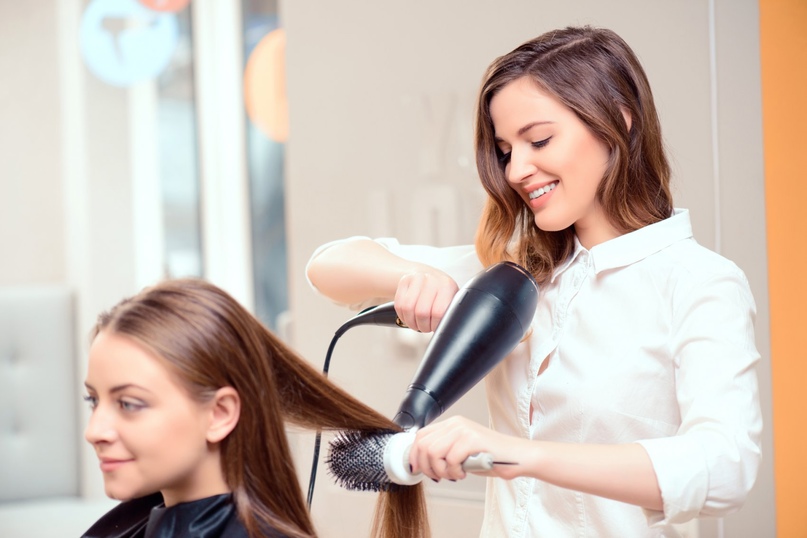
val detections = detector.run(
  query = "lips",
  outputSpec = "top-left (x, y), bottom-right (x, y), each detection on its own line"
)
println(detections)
top-left (99, 458), bottom-right (134, 472)
top-left (527, 181), bottom-right (558, 200)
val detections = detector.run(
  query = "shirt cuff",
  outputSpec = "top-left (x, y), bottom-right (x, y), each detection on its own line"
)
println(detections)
top-left (635, 437), bottom-right (708, 526)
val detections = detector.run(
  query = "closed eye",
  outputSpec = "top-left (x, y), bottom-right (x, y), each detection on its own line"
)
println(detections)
top-left (532, 137), bottom-right (551, 149)
top-left (497, 137), bottom-right (551, 168)
top-left (497, 150), bottom-right (511, 166)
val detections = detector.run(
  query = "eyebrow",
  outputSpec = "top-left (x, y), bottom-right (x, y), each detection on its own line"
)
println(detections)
top-left (494, 121), bottom-right (554, 142)
top-left (83, 382), bottom-right (154, 395)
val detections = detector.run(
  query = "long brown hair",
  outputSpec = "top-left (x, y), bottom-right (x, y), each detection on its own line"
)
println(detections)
top-left (92, 278), bottom-right (429, 538)
top-left (474, 26), bottom-right (673, 284)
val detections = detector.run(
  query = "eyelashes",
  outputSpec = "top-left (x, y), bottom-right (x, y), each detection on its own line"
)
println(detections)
top-left (531, 137), bottom-right (551, 149)
top-left (496, 137), bottom-right (552, 167)
top-left (118, 400), bottom-right (145, 412)
top-left (83, 394), bottom-right (98, 410)
top-left (82, 395), bottom-right (146, 413)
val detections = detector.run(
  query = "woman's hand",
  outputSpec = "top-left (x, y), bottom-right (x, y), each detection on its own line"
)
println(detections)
top-left (394, 269), bottom-right (460, 333)
top-left (408, 416), bottom-right (530, 481)
top-left (409, 417), bottom-right (664, 511)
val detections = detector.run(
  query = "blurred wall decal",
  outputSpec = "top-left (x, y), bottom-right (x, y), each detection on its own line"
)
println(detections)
top-left (80, 0), bottom-right (179, 87)
top-left (244, 28), bottom-right (288, 143)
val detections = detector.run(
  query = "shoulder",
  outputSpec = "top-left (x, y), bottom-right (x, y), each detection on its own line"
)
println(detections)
top-left (652, 238), bottom-right (756, 314)
top-left (648, 209), bottom-right (749, 286)
top-left (663, 238), bottom-right (747, 280)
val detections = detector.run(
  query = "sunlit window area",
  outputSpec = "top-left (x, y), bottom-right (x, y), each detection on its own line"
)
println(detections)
top-left (243, 0), bottom-right (288, 332)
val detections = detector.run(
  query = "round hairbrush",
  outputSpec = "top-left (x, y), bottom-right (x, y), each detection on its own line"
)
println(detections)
top-left (326, 429), bottom-right (503, 492)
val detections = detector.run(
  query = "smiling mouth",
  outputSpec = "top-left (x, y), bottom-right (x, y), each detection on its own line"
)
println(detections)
top-left (528, 181), bottom-right (557, 200)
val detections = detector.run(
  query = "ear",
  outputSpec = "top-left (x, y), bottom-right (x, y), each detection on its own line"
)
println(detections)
top-left (206, 386), bottom-right (241, 444)
top-left (620, 107), bottom-right (632, 133)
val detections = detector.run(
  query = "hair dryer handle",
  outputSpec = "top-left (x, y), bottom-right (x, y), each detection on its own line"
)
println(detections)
top-left (393, 261), bottom-right (538, 429)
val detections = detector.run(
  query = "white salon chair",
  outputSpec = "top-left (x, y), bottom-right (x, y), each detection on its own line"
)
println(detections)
top-left (0, 287), bottom-right (116, 537)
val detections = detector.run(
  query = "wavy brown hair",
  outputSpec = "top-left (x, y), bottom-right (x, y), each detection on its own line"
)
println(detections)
top-left (92, 278), bottom-right (429, 538)
top-left (474, 26), bottom-right (673, 284)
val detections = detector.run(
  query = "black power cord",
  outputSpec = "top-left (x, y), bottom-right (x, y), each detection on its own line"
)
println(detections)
top-left (306, 332), bottom-right (341, 509)
top-left (305, 302), bottom-right (405, 509)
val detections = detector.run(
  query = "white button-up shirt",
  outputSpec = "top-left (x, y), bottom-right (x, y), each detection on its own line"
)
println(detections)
top-left (306, 209), bottom-right (762, 537)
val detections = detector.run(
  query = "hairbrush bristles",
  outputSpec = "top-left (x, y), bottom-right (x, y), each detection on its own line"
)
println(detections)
top-left (326, 429), bottom-right (402, 492)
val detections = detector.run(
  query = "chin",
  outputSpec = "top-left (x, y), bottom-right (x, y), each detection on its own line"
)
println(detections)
top-left (104, 490), bottom-right (129, 501)
top-left (104, 482), bottom-right (150, 502)
top-left (533, 215), bottom-right (570, 233)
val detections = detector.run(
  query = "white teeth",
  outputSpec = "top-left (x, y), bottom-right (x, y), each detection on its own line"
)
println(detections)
top-left (528, 182), bottom-right (557, 200)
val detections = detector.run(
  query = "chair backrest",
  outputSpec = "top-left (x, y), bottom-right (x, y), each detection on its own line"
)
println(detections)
top-left (0, 286), bottom-right (79, 501)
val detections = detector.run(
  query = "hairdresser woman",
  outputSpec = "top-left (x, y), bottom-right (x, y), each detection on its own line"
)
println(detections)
top-left (306, 26), bottom-right (762, 537)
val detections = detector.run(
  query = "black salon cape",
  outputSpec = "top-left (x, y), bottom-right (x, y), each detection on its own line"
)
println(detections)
top-left (80, 492), bottom-right (285, 537)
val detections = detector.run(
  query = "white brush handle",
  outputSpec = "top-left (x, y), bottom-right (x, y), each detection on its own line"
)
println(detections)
top-left (383, 430), bottom-right (495, 485)
top-left (462, 452), bottom-right (495, 472)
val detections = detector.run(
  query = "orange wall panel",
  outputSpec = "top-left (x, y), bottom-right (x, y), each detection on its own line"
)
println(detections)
top-left (760, 1), bottom-right (807, 536)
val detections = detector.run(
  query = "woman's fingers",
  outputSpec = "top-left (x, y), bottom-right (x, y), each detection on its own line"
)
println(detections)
top-left (410, 418), bottom-right (530, 483)
top-left (411, 430), bottom-right (461, 481)
top-left (410, 417), bottom-right (489, 481)
top-left (395, 270), bottom-right (459, 332)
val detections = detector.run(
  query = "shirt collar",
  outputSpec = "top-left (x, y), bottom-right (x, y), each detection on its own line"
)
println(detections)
top-left (550, 208), bottom-right (692, 282)
top-left (551, 241), bottom-right (585, 282)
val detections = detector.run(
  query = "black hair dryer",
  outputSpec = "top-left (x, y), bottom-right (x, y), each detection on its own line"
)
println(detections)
top-left (392, 261), bottom-right (539, 430)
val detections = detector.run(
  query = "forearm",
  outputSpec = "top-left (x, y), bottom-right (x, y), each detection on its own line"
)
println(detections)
top-left (524, 440), bottom-right (662, 511)
top-left (306, 239), bottom-right (437, 306)
top-left (411, 416), bottom-right (663, 512)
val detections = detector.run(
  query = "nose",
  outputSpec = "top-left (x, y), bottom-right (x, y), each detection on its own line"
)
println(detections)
top-left (506, 147), bottom-right (537, 185)
top-left (84, 404), bottom-right (117, 445)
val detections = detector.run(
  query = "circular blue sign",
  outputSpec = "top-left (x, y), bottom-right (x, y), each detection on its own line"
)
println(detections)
top-left (80, 0), bottom-right (179, 87)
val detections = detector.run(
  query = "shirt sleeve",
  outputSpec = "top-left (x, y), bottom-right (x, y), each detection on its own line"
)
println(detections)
top-left (304, 236), bottom-right (483, 310)
top-left (636, 265), bottom-right (763, 526)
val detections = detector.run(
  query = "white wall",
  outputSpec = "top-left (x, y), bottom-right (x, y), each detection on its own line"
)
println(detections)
top-left (0, 1), bottom-right (65, 285)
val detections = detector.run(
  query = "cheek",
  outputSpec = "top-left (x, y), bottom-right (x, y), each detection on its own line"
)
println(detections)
top-left (133, 415), bottom-right (210, 484)
top-left (160, 411), bottom-right (209, 452)
top-left (587, 136), bottom-right (611, 172)
top-left (571, 139), bottom-right (610, 190)
top-left (131, 409), bottom-right (209, 461)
